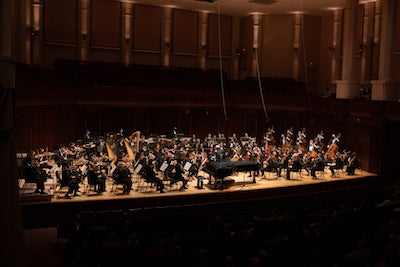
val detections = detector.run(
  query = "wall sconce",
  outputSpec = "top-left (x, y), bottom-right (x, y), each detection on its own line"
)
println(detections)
top-left (358, 44), bottom-right (364, 55)
top-left (30, 27), bottom-right (40, 39)
top-left (236, 47), bottom-right (246, 56)
top-left (293, 47), bottom-right (298, 54)
top-left (81, 34), bottom-right (87, 43)
top-left (202, 45), bottom-right (208, 54)
top-left (328, 46), bottom-right (335, 54)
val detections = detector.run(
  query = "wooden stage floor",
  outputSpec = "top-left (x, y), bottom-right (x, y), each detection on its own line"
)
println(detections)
top-left (19, 167), bottom-right (380, 230)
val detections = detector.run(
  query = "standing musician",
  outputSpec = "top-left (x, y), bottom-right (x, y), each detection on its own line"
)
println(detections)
top-left (264, 126), bottom-right (276, 151)
top-left (296, 127), bottom-right (307, 153)
top-left (346, 152), bottom-right (359, 175)
top-left (325, 133), bottom-right (341, 160)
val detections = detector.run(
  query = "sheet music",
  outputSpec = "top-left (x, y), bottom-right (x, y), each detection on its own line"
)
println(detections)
top-left (183, 162), bottom-right (192, 172)
top-left (134, 163), bottom-right (143, 174)
top-left (160, 161), bottom-right (168, 172)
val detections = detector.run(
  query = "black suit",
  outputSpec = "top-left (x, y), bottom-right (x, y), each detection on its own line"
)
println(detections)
top-left (22, 158), bottom-right (46, 193)
top-left (142, 164), bottom-right (165, 193)
top-left (113, 166), bottom-right (133, 194)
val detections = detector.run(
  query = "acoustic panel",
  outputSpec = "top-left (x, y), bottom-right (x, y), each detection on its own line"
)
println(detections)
top-left (133, 4), bottom-right (161, 52)
top-left (91, 0), bottom-right (121, 48)
top-left (172, 9), bottom-right (198, 55)
top-left (207, 13), bottom-right (232, 57)
top-left (44, 0), bottom-right (77, 44)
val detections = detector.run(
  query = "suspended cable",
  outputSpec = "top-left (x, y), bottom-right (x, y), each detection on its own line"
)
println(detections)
top-left (251, 1), bottom-right (269, 123)
top-left (217, 3), bottom-right (228, 121)
top-left (255, 47), bottom-right (269, 123)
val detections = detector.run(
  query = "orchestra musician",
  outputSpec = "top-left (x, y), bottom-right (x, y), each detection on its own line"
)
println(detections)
top-left (329, 152), bottom-right (345, 177)
top-left (113, 161), bottom-right (133, 194)
top-left (24, 127), bottom-right (360, 199)
top-left (286, 152), bottom-right (302, 180)
top-left (87, 163), bottom-right (106, 193)
top-left (264, 126), bottom-right (275, 151)
top-left (167, 160), bottom-right (188, 191)
top-left (346, 152), bottom-right (359, 175)
top-left (61, 161), bottom-right (81, 198)
top-left (22, 156), bottom-right (48, 194)
top-left (141, 160), bottom-right (165, 193)
top-left (310, 153), bottom-right (326, 179)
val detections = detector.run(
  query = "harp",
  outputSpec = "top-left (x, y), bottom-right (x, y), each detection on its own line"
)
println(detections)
top-left (124, 138), bottom-right (136, 162)
top-left (105, 142), bottom-right (117, 167)
top-left (129, 131), bottom-right (141, 153)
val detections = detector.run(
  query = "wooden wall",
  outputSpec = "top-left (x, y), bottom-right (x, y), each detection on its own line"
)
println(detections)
top-left (14, 64), bottom-right (400, 177)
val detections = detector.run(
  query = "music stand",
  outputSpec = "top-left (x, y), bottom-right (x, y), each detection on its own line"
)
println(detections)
top-left (134, 163), bottom-right (143, 174)
top-left (49, 164), bottom-right (59, 195)
top-left (160, 161), bottom-right (168, 172)
top-left (183, 162), bottom-right (192, 172)
top-left (110, 165), bottom-right (117, 175)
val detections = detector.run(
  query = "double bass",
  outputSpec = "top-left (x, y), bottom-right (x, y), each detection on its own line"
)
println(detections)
top-left (325, 133), bottom-right (341, 159)
top-left (325, 142), bottom-right (338, 159)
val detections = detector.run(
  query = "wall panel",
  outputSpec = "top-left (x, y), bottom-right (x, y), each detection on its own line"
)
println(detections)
top-left (44, 0), bottom-right (77, 44)
top-left (91, 0), bottom-right (121, 48)
top-left (172, 9), bottom-right (198, 55)
top-left (133, 4), bottom-right (161, 52)
top-left (208, 14), bottom-right (232, 58)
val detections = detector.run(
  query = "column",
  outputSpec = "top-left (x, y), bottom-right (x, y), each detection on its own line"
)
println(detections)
top-left (161, 7), bottom-right (172, 68)
top-left (329, 9), bottom-right (343, 85)
top-left (335, 0), bottom-right (360, 99)
top-left (30, 0), bottom-right (43, 65)
top-left (0, 0), bottom-right (23, 266)
top-left (121, 2), bottom-right (133, 66)
top-left (198, 11), bottom-right (208, 70)
top-left (79, 0), bottom-right (90, 61)
top-left (292, 13), bottom-right (302, 81)
top-left (251, 13), bottom-right (263, 77)
top-left (371, 0), bottom-right (399, 101)
top-left (360, 2), bottom-right (375, 84)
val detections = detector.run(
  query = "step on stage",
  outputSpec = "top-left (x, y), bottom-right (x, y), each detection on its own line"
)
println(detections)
top-left (20, 168), bottom-right (378, 229)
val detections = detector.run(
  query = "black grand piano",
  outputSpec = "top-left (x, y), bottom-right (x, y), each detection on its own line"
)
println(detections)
top-left (202, 160), bottom-right (260, 190)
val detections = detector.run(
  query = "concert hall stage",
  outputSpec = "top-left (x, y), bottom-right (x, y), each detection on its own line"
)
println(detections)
top-left (20, 168), bottom-right (379, 230)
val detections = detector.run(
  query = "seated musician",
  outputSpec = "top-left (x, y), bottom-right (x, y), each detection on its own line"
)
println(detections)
top-left (261, 151), bottom-right (280, 178)
top-left (22, 156), bottom-right (48, 194)
top-left (286, 153), bottom-right (302, 180)
top-left (113, 162), bottom-right (133, 194)
top-left (142, 160), bottom-right (165, 193)
top-left (61, 162), bottom-right (81, 198)
top-left (87, 164), bottom-right (106, 193)
top-left (329, 152), bottom-right (345, 177)
top-left (310, 154), bottom-right (326, 179)
top-left (168, 160), bottom-right (188, 191)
